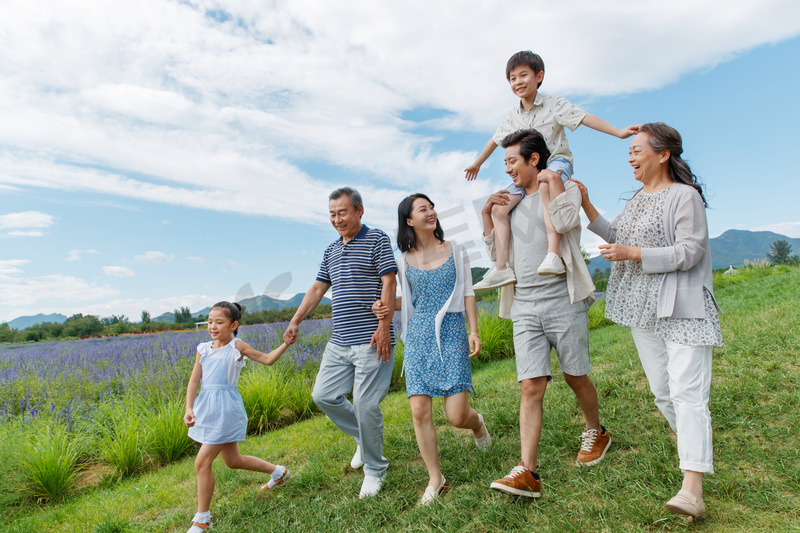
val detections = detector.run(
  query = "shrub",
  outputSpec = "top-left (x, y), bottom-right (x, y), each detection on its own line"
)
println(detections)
top-left (476, 309), bottom-right (514, 362)
top-left (588, 299), bottom-right (614, 330)
top-left (146, 399), bottom-right (194, 463)
top-left (22, 424), bottom-right (83, 502)
top-left (240, 364), bottom-right (291, 432)
top-left (100, 407), bottom-right (148, 477)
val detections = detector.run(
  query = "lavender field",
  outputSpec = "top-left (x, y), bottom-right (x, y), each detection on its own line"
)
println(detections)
top-left (0, 319), bottom-right (333, 425)
top-left (0, 309), bottom-right (509, 504)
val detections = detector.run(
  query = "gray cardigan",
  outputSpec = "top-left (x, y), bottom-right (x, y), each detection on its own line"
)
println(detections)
top-left (587, 183), bottom-right (719, 319)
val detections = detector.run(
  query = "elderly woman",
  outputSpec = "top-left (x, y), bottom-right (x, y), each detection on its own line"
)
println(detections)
top-left (572, 122), bottom-right (722, 519)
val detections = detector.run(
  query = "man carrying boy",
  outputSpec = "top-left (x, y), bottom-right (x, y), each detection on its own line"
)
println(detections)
top-left (284, 187), bottom-right (397, 499)
top-left (470, 50), bottom-right (638, 290)
top-left (482, 129), bottom-right (610, 499)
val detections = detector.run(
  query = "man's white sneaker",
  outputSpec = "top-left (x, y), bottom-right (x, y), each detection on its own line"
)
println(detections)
top-left (350, 445), bottom-right (364, 469)
top-left (359, 474), bottom-right (385, 499)
top-left (537, 253), bottom-right (565, 276)
top-left (473, 267), bottom-right (516, 291)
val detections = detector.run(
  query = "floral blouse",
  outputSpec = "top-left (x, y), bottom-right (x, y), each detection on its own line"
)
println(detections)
top-left (605, 188), bottom-right (722, 347)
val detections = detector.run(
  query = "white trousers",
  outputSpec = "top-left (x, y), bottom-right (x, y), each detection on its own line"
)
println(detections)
top-left (630, 327), bottom-right (714, 474)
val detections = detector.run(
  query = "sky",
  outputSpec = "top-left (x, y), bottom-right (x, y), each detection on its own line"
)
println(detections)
top-left (2, 0), bottom-right (800, 324)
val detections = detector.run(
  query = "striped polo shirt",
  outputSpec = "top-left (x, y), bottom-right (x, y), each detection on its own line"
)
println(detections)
top-left (316, 225), bottom-right (397, 347)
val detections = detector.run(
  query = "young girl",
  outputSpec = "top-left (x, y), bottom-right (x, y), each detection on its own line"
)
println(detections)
top-left (184, 301), bottom-right (293, 533)
top-left (374, 193), bottom-right (490, 505)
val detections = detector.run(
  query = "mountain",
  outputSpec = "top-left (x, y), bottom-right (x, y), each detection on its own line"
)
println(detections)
top-left (5, 313), bottom-right (68, 330)
top-left (152, 292), bottom-right (331, 323)
top-left (587, 229), bottom-right (800, 275)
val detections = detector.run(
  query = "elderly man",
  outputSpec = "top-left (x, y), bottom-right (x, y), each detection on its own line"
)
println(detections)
top-left (284, 187), bottom-right (397, 499)
top-left (482, 130), bottom-right (611, 499)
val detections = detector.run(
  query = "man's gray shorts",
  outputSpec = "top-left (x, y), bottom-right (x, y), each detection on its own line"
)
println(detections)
top-left (510, 295), bottom-right (592, 381)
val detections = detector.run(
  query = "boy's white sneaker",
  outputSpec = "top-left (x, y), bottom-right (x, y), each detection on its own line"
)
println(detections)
top-left (473, 267), bottom-right (516, 291)
top-left (359, 474), bottom-right (385, 499)
top-left (537, 253), bottom-right (565, 276)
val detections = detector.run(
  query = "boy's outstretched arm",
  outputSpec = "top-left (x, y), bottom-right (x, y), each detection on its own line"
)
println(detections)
top-left (465, 138), bottom-right (499, 180)
top-left (581, 114), bottom-right (640, 139)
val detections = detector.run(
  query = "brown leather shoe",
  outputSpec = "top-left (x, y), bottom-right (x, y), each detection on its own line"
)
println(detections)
top-left (490, 461), bottom-right (541, 498)
top-left (576, 425), bottom-right (611, 466)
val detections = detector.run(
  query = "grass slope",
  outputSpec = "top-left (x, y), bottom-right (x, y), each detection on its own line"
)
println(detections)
top-left (5, 266), bottom-right (800, 533)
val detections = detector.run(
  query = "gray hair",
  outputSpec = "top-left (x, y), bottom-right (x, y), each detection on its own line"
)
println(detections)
top-left (328, 187), bottom-right (363, 211)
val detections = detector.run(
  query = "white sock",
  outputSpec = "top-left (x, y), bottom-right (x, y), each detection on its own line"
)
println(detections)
top-left (271, 465), bottom-right (286, 481)
top-left (192, 511), bottom-right (211, 524)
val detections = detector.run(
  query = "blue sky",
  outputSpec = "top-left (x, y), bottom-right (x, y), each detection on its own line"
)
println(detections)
top-left (2, 0), bottom-right (799, 323)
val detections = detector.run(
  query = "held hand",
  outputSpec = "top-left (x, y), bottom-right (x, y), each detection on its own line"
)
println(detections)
top-left (537, 168), bottom-right (562, 184)
top-left (481, 190), bottom-right (511, 215)
top-left (369, 324), bottom-right (392, 363)
top-left (464, 162), bottom-right (481, 181)
top-left (371, 300), bottom-right (390, 320)
top-left (283, 323), bottom-right (299, 345)
top-left (618, 124), bottom-right (642, 139)
top-left (569, 178), bottom-right (591, 210)
top-left (184, 410), bottom-right (196, 428)
top-left (468, 335), bottom-right (482, 358)
top-left (599, 243), bottom-right (640, 262)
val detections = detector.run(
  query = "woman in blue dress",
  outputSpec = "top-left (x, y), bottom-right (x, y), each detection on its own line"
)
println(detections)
top-left (374, 193), bottom-right (491, 505)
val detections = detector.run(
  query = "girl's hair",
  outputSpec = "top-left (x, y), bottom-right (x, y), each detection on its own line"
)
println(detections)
top-left (396, 193), bottom-right (444, 253)
top-left (210, 301), bottom-right (242, 335)
top-left (640, 122), bottom-right (707, 207)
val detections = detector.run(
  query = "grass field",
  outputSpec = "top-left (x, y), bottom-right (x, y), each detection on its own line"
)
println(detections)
top-left (2, 265), bottom-right (799, 532)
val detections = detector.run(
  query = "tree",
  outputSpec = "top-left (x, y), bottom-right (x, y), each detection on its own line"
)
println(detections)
top-left (141, 310), bottom-right (151, 324)
top-left (173, 306), bottom-right (193, 325)
top-left (766, 240), bottom-right (793, 264)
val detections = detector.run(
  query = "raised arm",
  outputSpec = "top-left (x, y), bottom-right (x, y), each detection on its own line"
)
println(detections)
top-left (284, 280), bottom-right (330, 344)
top-left (581, 114), bottom-right (640, 139)
top-left (465, 138), bottom-right (499, 181)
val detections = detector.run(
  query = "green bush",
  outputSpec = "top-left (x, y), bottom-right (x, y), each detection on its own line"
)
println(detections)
top-left (100, 408), bottom-right (148, 477)
top-left (476, 309), bottom-right (514, 362)
top-left (588, 299), bottom-right (614, 330)
top-left (146, 399), bottom-right (194, 463)
top-left (22, 424), bottom-right (83, 502)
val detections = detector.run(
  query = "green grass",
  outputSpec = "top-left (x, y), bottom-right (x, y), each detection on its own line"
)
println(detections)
top-left (3, 265), bottom-right (800, 531)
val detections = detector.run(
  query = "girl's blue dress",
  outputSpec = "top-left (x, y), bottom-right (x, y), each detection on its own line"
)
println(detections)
top-left (187, 340), bottom-right (248, 445)
top-left (404, 255), bottom-right (475, 397)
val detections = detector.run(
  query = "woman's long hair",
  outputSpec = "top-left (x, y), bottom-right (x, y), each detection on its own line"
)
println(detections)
top-left (396, 193), bottom-right (445, 253)
top-left (641, 122), bottom-right (707, 207)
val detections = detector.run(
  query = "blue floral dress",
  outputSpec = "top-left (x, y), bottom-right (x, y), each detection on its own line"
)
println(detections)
top-left (404, 255), bottom-right (475, 397)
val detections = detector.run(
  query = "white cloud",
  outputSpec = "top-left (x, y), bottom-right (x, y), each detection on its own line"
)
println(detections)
top-left (0, 210), bottom-right (55, 237)
top-left (0, 259), bottom-right (30, 278)
top-left (0, 273), bottom-right (119, 316)
top-left (103, 265), bottom-right (136, 277)
top-left (66, 249), bottom-right (101, 261)
top-left (186, 256), bottom-right (205, 265)
top-left (0, 0), bottom-right (798, 233)
top-left (134, 250), bottom-right (173, 265)
top-left (751, 221), bottom-right (800, 238)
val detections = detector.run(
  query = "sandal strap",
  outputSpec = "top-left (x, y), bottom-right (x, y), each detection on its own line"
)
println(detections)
top-left (192, 521), bottom-right (212, 530)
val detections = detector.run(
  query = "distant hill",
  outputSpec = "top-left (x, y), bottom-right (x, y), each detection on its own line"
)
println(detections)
top-left (5, 313), bottom-right (68, 330)
top-left (587, 229), bottom-right (800, 274)
top-left (152, 292), bottom-right (331, 323)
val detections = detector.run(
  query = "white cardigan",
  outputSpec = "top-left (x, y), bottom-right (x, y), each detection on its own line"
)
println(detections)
top-left (397, 240), bottom-right (474, 359)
